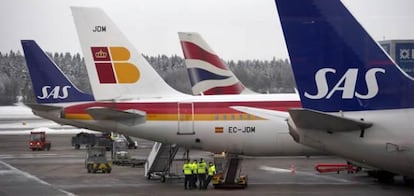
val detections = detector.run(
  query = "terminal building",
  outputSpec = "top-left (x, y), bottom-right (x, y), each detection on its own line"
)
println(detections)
top-left (379, 40), bottom-right (414, 77)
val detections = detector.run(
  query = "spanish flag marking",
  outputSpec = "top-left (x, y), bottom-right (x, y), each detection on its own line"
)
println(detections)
top-left (215, 127), bottom-right (224, 133)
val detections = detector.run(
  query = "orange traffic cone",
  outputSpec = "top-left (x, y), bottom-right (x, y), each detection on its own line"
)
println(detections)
top-left (290, 164), bottom-right (296, 174)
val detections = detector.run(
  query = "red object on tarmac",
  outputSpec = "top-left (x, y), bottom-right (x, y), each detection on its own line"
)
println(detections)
top-left (29, 131), bottom-right (51, 151)
top-left (315, 164), bottom-right (357, 173)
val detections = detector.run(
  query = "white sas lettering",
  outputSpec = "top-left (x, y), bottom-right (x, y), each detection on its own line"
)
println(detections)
top-left (304, 68), bottom-right (385, 99)
top-left (37, 86), bottom-right (71, 99)
top-left (60, 86), bottom-right (70, 99)
top-left (355, 68), bottom-right (385, 99)
top-left (326, 69), bottom-right (358, 99)
top-left (304, 68), bottom-right (334, 99)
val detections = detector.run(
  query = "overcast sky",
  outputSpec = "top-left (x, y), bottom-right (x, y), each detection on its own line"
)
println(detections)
top-left (0, 0), bottom-right (413, 60)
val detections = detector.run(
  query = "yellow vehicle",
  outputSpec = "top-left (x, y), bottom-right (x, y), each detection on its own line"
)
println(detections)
top-left (212, 173), bottom-right (247, 189)
top-left (212, 156), bottom-right (247, 189)
top-left (85, 147), bottom-right (112, 173)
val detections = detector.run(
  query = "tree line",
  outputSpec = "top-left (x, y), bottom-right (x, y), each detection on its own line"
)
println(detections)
top-left (0, 51), bottom-right (296, 105)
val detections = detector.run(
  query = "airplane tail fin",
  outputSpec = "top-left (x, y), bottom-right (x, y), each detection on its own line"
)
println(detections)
top-left (71, 7), bottom-right (183, 100)
top-left (21, 40), bottom-right (94, 104)
top-left (275, 0), bottom-right (414, 112)
top-left (178, 32), bottom-right (254, 95)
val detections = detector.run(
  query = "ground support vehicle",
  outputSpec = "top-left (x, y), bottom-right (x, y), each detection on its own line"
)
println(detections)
top-left (71, 132), bottom-right (96, 149)
top-left (111, 138), bottom-right (145, 166)
top-left (29, 131), bottom-right (51, 151)
top-left (96, 136), bottom-right (113, 151)
top-left (212, 154), bottom-right (247, 189)
top-left (125, 135), bottom-right (138, 149)
top-left (145, 143), bottom-right (183, 182)
top-left (112, 139), bottom-right (131, 165)
top-left (315, 163), bottom-right (359, 174)
top-left (85, 147), bottom-right (112, 173)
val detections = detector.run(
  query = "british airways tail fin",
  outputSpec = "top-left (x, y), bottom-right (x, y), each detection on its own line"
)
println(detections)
top-left (21, 40), bottom-right (94, 104)
top-left (178, 32), bottom-right (255, 95)
top-left (275, 0), bottom-right (414, 112)
top-left (71, 7), bottom-right (184, 100)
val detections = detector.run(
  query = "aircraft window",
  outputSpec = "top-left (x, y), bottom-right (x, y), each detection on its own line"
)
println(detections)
top-left (247, 114), bottom-right (251, 119)
top-left (223, 115), bottom-right (227, 120)
top-left (231, 115), bottom-right (235, 120)
top-left (239, 114), bottom-right (243, 120)
top-left (215, 115), bottom-right (219, 120)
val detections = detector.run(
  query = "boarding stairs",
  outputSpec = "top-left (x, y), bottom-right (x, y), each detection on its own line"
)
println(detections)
top-left (214, 154), bottom-right (243, 182)
top-left (224, 156), bottom-right (241, 184)
top-left (144, 142), bottom-right (180, 182)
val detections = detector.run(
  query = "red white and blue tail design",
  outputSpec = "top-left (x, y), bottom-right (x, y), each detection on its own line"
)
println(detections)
top-left (179, 32), bottom-right (255, 95)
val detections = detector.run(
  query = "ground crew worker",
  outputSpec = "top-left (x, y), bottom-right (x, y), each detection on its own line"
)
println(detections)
top-left (182, 160), bottom-right (193, 190)
top-left (204, 162), bottom-right (216, 189)
top-left (191, 159), bottom-right (198, 189)
top-left (197, 158), bottom-right (207, 189)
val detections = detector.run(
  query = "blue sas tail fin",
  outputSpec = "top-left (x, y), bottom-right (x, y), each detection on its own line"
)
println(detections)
top-left (275, 0), bottom-right (414, 112)
top-left (21, 40), bottom-right (94, 104)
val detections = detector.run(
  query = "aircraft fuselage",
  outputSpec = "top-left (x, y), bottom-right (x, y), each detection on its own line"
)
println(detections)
top-left (37, 94), bottom-right (323, 156)
top-left (288, 109), bottom-right (414, 177)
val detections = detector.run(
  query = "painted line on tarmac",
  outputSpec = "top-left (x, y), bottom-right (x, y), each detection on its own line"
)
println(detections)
top-left (260, 165), bottom-right (351, 183)
top-left (0, 161), bottom-right (76, 196)
top-left (0, 128), bottom-right (99, 135)
top-left (60, 183), bottom-right (159, 189)
top-left (0, 153), bottom-right (67, 159)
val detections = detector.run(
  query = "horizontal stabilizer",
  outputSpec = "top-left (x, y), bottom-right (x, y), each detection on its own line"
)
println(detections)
top-left (25, 103), bottom-right (64, 121)
top-left (86, 107), bottom-right (146, 126)
top-left (25, 103), bottom-right (63, 112)
top-left (288, 108), bottom-right (372, 132)
top-left (230, 106), bottom-right (288, 121)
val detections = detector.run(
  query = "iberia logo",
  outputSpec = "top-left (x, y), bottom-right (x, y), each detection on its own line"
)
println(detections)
top-left (91, 47), bottom-right (140, 83)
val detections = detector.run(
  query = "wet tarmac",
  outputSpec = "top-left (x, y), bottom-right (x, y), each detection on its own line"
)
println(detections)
top-left (0, 134), bottom-right (413, 196)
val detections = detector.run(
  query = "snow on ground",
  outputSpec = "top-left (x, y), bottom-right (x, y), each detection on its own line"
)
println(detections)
top-left (0, 105), bottom-right (99, 135)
